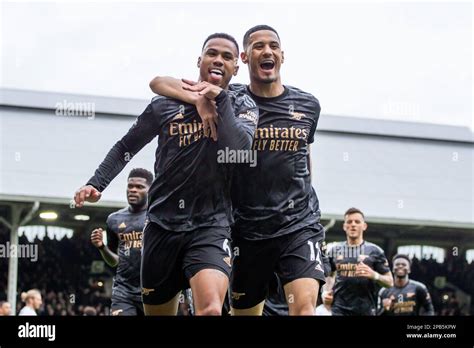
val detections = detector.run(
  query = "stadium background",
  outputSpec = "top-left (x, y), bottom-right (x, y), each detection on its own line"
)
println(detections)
top-left (1, 88), bottom-right (472, 315)
top-left (1, 1), bottom-right (472, 316)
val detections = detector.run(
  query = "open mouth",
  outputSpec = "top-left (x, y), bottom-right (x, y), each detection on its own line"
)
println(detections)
top-left (209, 68), bottom-right (224, 78)
top-left (260, 60), bottom-right (275, 70)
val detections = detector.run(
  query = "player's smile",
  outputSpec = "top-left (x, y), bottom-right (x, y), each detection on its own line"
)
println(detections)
top-left (259, 59), bottom-right (275, 73)
top-left (198, 37), bottom-right (239, 89)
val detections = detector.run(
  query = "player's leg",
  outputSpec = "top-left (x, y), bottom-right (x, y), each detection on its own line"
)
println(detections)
top-left (283, 278), bottom-right (319, 315)
top-left (230, 236), bottom-right (277, 316)
top-left (189, 268), bottom-right (228, 315)
top-left (278, 225), bottom-right (326, 316)
top-left (111, 295), bottom-right (144, 316)
top-left (141, 222), bottom-right (186, 316)
top-left (231, 301), bottom-right (266, 315)
top-left (183, 227), bottom-right (233, 316)
top-left (143, 293), bottom-right (180, 316)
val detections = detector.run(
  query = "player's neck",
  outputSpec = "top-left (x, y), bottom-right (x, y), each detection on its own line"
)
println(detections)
top-left (395, 276), bottom-right (409, 288)
top-left (347, 237), bottom-right (363, 246)
top-left (249, 80), bottom-right (284, 98)
top-left (128, 204), bottom-right (146, 213)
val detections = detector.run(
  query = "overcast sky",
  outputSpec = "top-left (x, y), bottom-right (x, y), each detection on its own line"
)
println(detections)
top-left (1, 1), bottom-right (472, 129)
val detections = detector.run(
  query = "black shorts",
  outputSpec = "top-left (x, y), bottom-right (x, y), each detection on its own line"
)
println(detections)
top-left (231, 224), bottom-right (326, 309)
top-left (111, 295), bottom-right (144, 316)
top-left (141, 222), bottom-right (232, 305)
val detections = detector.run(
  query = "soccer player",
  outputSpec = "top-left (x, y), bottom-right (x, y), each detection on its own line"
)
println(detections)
top-left (150, 25), bottom-right (325, 315)
top-left (90, 168), bottom-right (152, 316)
top-left (18, 289), bottom-right (42, 316)
top-left (378, 254), bottom-right (434, 316)
top-left (323, 208), bottom-right (394, 316)
top-left (74, 33), bottom-right (258, 316)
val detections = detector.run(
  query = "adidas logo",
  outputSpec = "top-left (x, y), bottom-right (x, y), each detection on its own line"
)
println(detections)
top-left (172, 113), bottom-right (184, 120)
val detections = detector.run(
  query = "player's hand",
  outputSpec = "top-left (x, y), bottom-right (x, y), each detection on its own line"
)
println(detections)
top-left (382, 298), bottom-right (393, 311)
top-left (182, 80), bottom-right (222, 100)
top-left (195, 95), bottom-right (218, 141)
top-left (322, 290), bottom-right (334, 305)
top-left (90, 228), bottom-right (104, 249)
top-left (74, 185), bottom-right (101, 208)
top-left (355, 262), bottom-right (376, 279)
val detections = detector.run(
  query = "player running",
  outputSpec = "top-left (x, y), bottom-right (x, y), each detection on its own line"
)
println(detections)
top-left (90, 168), bottom-right (152, 316)
top-left (323, 208), bottom-right (394, 316)
top-left (74, 33), bottom-right (258, 315)
top-left (378, 254), bottom-right (434, 316)
top-left (150, 25), bottom-right (325, 315)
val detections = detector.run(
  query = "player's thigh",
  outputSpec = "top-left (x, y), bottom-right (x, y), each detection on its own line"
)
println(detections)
top-left (277, 226), bottom-right (326, 304)
top-left (141, 222), bottom-right (186, 309)
top-left (111, 296), bottom-right (143, 316)
top-left (183, 227), bottom-right (232, 314)
top-left (230, 235), bottom-right (278, 311)
top-left (189, 268), bottom-right (229, 315)
top-left (283, 277), bottom-right (320, 315)
top-left (143, 293), bottom-right (181, 316)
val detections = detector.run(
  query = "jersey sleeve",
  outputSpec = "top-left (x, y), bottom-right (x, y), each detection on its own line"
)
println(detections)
top-left (86, 100), bottom-right (164, 191)
top-left (417, 284), bottom-right (435, 316)
top-left (377, 288), bottom-right (389, 315)
top-left (215, 90), bottom-right (259, 151)
top-left (307, 97), bottom-right (321, 144)
top-left (373, 248), bottom-right (391, 275)
top-left (327, 245), bottom-right (337, 273)
top-left (105, 215), bottom-right (119, 253)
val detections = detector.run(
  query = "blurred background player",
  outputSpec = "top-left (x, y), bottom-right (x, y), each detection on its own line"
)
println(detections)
top-left (323, 208), bottom-right (393, 315)
top-left (18, 289), bottom-right (42, 316)
top-left (378, 254), bottom-right (434, 316)
top-left (90, 168), bottom-right (152, 316)
top-left (0, 301), bottom-right (12, 316)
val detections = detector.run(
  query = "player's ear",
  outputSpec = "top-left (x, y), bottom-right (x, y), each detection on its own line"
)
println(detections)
top-left (233, 62), bottom-right (239, 76)
top-left (362, 222), bottom-right (368, 231)
top-left (281, 50), bottom-right (285, 64)
top-left (197, 56), bottom-right (201, 68)
top-left (240, 51), bottom-right (248, 64)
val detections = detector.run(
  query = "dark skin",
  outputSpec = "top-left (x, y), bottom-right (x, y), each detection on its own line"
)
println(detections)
top-left (90, 177), bottom-right (149, 267)
top-left (149, 37), bottom-right (240, 141)
top-left (381, 258), bottom-right (410, 311)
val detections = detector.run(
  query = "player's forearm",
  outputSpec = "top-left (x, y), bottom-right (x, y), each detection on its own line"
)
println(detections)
top-left (98, 246), bottom-right (119, 267)
top-left (149, 76), bottom-right (198, 105)
top-left (375, 272), bottom-right (394, 288)
top-left (215, 90), bottom-right (254, 150)
top-left (422, 302), bottom-right (435, 316)
top-left (323, 274), bottom-right (335, 292)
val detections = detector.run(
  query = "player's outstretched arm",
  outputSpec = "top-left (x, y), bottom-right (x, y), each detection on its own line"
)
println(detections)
top-left (90, 228), bottom-right (119, 267)
top-left (74, 185), bottom-right (102, 208)
top-left (149, 76), bottom-right (199, 105)
top-left (73, 102), bottom-right (161, 206)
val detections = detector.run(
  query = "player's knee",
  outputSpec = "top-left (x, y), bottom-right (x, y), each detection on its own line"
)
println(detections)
top-left (289, 302), bottom-right (315, 316)
top-left (195, 303), bottom-right (222, 316)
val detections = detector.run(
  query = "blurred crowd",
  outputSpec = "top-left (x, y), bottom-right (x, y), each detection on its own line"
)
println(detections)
top-left (1, 231), bottom-right (473, 315)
